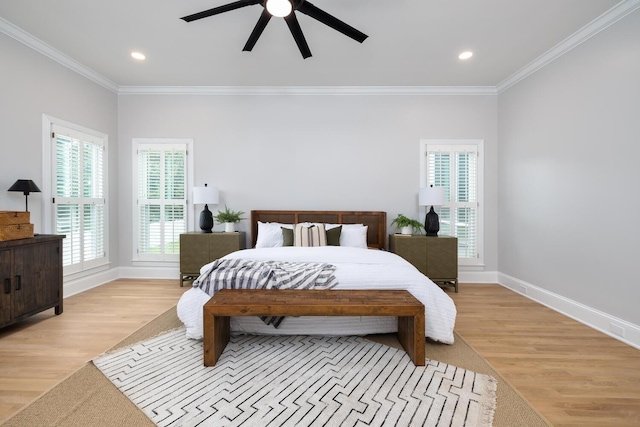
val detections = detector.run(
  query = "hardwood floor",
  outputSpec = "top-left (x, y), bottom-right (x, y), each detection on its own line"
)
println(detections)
top-left (0, 279), bottom-right (188, 424)
top-left (449, 283), bottom-right (640, 427)
top-left (0, 280), bottom-right (639, 425)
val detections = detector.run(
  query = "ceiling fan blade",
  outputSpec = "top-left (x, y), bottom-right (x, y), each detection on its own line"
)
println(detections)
top-left (297, 1), bottom-right (367, 43)
top-left (243, 9), bottom-right (272, 51)
top-left (181, 0), bottom-right (260, 22)
top-left (284, 13), bottom-right (312, 59)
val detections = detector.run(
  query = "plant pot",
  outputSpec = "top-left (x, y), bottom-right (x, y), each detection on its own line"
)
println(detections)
top-left (400, 226), bottom-right (412, 235)
top-left (224, 222), bottom-right (236, 232)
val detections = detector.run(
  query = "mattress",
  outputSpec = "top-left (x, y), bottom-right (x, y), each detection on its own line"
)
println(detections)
top-left (177, 246), bottom-right (457, 344)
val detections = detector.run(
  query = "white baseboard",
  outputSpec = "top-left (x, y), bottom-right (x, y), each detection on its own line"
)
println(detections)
top-left (498, 273), bottom-right (640, 350)
top-left (118, 266), bottom-right (180, 280)
top-left (63, 266), bottom-right (179, 297)
top-left (459, 270), bottom-right (498, 284)
top-left (63, 268), bottom-right (120, 298)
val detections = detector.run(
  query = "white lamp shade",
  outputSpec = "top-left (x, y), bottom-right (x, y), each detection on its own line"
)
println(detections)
top-left (193, 186), bottom-right (219, 205)
top-left (419, 186), bottom-right (445, 206)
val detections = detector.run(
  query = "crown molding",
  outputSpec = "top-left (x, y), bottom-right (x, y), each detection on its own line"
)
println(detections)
top-left (4, 0), bottom-right (638, 97)
top-left (0, 19), bottom-right (495, 96)
top-left (117, 85), bottom-right (497, 96)
top-left (497, 0), bottom-right (640, 93)
top-left (0, 16), bottom-right (119, 93)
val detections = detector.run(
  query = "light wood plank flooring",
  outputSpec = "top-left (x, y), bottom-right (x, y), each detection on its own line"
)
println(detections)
top-left (1, 280), bottom-right (639, 425)
top-left (450, 284), bottom-right (640, 427)
top-left (0, 279), bottom-right (188, 424)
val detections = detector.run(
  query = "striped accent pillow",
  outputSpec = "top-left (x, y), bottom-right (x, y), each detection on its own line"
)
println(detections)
top-left (294, 223), bottom-right (327, 247)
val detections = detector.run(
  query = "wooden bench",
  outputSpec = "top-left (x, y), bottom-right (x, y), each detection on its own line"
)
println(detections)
top-left (203, 289), bottom-right (426, 367)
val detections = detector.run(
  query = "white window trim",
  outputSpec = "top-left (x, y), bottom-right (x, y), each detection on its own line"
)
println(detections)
top-left (132, 138), bottom-right (194, 265)
top-left (419, 139), bottom-right (484, 267)
top-left (41, 114), bottom-right (110, 276)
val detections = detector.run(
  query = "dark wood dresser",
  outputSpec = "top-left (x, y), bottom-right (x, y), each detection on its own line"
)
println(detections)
top-left (1, 235), bottom-right (64, 328)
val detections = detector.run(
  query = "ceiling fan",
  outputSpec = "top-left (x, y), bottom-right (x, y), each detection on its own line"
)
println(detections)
top-left (180, 0), bottom-right (368, 59)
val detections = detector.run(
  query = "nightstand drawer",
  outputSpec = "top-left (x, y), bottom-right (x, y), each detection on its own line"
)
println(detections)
top-left (179, 232), bottom-right (246, 286)
top-left (389, 234), bottom-right (458, 292)
top-left (389, 235), bottom-right (427, 276)
top-left (425, 237), bottom-right (457, 281)
top-left (180, 234), bottom-right (214, 274)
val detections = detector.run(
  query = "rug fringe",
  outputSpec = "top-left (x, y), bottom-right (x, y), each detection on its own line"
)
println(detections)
top-left (480, 375), bottom-right (498, 427)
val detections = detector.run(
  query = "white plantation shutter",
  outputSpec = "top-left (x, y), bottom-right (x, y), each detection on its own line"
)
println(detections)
top-left (426, 144), bottom-right (479, 262)
top-left (136, 143), bottom-right (187, 261)
top-left (428, 150), bottom-right (452, 239)
top-left (52, 124), bottom-right (107, 274)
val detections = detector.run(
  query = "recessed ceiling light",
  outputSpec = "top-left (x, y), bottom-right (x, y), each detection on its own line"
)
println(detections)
top-left (458, 51), bottom-right (473, 60)
top-left (131, 51), bottom-right (146, 60)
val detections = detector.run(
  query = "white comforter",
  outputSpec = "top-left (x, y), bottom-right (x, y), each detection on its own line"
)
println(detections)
top-left (177, 246), bottom-right (457, 344)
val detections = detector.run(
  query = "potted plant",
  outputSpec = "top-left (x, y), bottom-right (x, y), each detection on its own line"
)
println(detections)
top-left (213, 206), bottom-right (245, 232)
top-left (391, 214), bottom-right (424, 235)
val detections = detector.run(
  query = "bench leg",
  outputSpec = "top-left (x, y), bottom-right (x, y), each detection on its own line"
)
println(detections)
top-left (203, 308), bottom-right (230, 367)
top-left (397, 313), bottom-right (426, 366)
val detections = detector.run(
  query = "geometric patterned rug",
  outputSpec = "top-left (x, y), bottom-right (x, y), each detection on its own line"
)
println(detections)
top-left (94, 328), bottom-right (496, 427)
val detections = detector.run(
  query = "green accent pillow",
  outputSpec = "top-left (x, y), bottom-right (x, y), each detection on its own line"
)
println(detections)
top-left (281, 227), bottom-right (294, 246)
top-left (326, 225), bottom-right (342, 246)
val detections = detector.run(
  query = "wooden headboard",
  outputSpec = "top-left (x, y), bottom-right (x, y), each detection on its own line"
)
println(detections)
top-left (251, 210), bottom-right (387, 249)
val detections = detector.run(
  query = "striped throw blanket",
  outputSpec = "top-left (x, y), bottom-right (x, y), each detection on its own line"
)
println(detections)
top-left (193, 258), bottom-right (338, 327)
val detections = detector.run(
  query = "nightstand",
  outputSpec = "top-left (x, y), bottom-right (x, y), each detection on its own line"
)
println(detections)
top-left (179, 232), bottom-right (246, 286)
top-left (389, 234), bottom-right (459, 292)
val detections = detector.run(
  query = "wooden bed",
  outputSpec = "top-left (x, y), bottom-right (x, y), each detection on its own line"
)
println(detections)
top-left (177, 208), bottom-right (456, 345)
top-left (250, 210), bottom-right (387, 249)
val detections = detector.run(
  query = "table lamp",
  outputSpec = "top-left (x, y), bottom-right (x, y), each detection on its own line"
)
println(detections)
top-left (193, 184), bottom-right (219, 233)
top-left (419, 185), bottom-right (445, 236)
top-left (8, 179), bottom-right (41, 212)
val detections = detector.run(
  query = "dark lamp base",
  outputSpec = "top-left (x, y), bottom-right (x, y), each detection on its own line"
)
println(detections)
top-left (199, 205), bottom-right (214, 233)
top-left (424, 206), bottom-right (440, 237)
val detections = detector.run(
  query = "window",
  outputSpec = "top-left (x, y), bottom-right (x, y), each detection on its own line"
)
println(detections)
top-left (420, 140), bottom-right (483, 265)
top-left (133, 140), bottom-right (191, 262)
top-left (50, 123), bottom-right (108, 275)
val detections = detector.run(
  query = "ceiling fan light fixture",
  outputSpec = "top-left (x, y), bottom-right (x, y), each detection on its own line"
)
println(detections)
top-left (180, 0), bottom-right (367, 58)
top-left (266, 0), bottom-right (292, 17)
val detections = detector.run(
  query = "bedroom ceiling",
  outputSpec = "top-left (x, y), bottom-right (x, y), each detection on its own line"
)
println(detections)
top-left (0, 0), bottom-right (622, 87)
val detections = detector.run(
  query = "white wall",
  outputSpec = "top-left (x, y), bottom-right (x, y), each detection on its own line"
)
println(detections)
top-left (0, 33), bottom-right (119, 265)
top-left (118, 93), bottom-right (499, 271)
top-left (4, 5), bottom-right (639, 346)
top-left (498, 9), bottom-right (640, 327)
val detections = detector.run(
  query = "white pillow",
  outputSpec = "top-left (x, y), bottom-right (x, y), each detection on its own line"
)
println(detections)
top-left (326, 223), bottom-right (368, 248)
top-left (255, 221), bottom-right (293, 248)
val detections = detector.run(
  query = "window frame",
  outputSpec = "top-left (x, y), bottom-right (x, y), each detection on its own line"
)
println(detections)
top-left (420, 139), bottom-right (484, 267)
top-left (132, 138), bottom-right (194, 264)
top-left (42, 115), bottom-right (110, 277)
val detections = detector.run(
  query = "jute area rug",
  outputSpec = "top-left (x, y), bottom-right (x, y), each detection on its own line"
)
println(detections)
top-left (3, 308), bottom-right (551, 427)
